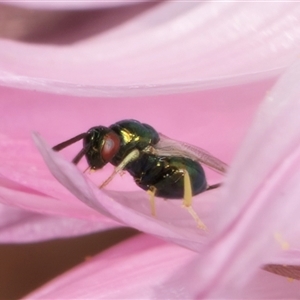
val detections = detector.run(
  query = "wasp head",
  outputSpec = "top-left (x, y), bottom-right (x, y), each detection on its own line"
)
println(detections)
top-left (83, 126), bottom-right (121, 170)
top-left (53, 126), bottom-right (121, 170)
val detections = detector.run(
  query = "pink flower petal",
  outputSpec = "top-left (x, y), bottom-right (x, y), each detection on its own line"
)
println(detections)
top-left (211, 268), bottom-right (300, 299)
top-left (161, 59), bottom-right (300, 297)
top-left (24, 234), bottom-right (300, 299)
top-left (7, 1), bottom-right (150, 10)
top-left (0, 131), bottom-right (118, 222)
top-left (0, 174), bottom-right (102, 220)
top-left (23, 234), bottom-right (199, 299)
top-left (1, 2), bottom-right (299, 96)
top-left (0, 86), bottom-right (125, 227)
top-left (0, 203), bottom-right (117, 243)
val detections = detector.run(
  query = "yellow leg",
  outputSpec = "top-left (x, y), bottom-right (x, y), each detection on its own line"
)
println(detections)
top-left (147, 186), bottom-right (157, 217)
top-left (119, 170), bottom-right (126, 177)
top-left (100, 149), bottom-right (139, 189)
top-left (182, 169), bottom-right (207, 230)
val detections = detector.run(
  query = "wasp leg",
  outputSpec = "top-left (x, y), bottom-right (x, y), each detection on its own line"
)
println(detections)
top-left (147, 186), bottom-right (157, 217)
top-left (206, 183), bottom-right (221, 191)
top-left (182, 169), bottom-right (207, 230)
top-left (83, 166), bottom-right (91, 174)
top-left (100, 149), bottom-right (140, 189)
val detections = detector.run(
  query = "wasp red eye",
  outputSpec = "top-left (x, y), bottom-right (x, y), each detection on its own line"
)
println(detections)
top-left (101, 132), bottom-right (120, 162)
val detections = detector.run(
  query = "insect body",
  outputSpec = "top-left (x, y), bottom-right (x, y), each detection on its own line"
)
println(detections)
top-left (53, 119), bottom-right (227, 228)
top-left (127, 153), bottom-right (207, 198)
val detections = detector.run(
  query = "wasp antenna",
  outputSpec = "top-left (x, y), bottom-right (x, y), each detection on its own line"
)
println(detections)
top-left (52, 133), bottom-right (87, 152)
top-left (72, 146), bottom-right (89, 165)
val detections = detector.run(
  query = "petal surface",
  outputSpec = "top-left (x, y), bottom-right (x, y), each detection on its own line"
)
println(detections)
top-left (1, 2), bottom-right (300, 96)
top-left (165, 59), bottom-right (300, 297)
top-left (0, 203), bottom-right (117, 243)
top-left (24, 234), bottom-right (300, 299)
top-left (7, 1), bottom-right (150, 10)
top-left (23, 234), bottom-right (199, 299)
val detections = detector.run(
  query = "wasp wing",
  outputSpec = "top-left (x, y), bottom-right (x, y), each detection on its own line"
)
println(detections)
top-left (153, 133), bottom-right (228, 174)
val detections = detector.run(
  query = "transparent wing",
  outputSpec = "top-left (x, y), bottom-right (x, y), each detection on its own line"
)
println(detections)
top-left (152, 133), bottom-right (228, 174)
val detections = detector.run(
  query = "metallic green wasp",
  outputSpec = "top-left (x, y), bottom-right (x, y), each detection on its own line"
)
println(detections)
top-left (53, 119), bottom-right (227, 229)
